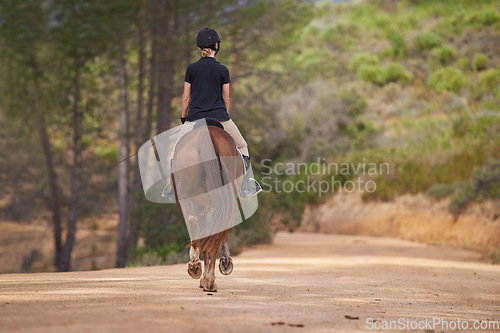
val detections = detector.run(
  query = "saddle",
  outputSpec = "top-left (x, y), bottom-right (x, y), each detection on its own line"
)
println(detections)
top-left (193, 118), bottom-right (224, 131)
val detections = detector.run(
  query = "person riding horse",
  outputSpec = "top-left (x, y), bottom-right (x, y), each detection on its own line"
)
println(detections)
top-left (174, 28), bottom-right (261, 198)
top-left (166, 28), bottom-right (262, 292)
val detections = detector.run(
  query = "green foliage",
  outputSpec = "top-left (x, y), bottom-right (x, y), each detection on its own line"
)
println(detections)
top-left (428, 45), bottom-right (458, 68)
top-left (127, 243), bottom-right (188, 267)
top-left (414, 32), bottom-right (442, 51)
top-left (94, 145), bottom-right (118, 163)
top-left (426, 183), bottom-right (458, 200)
top-left (466, 7), bottom-right (500, 29)
top-left (358, 65), bottom-right (388, 86)
top-left (322, 22), bottom-right (360, 49)
top-left (132, 196), bottom-right (188, 251)
top-left (227, 215), bottom-right (273, 255)
top-left (363, 114), bottom-right (500, 202)
top-left (427, 67), bottom-right (468, 94)
top-left (478, 69), bottom-right (500, 92)
top-left (455, 56), bottom-right (469, 70)
top-left (449, 159), bottom-right (500, 218)
top-left (384, 63), bottom-right (413, 84)
top-left (390, 33), bottom-right (408, 59)
top-left (348, 52), bottom-right (379, 72)
top-left (491, 250), bottom-right (500, 265)
top-left (358, 63), bottom-right (412, 86)
top-left (437, 6), bottom-right (500, 35)
top-left (472, 53), bottom-right (488, 71)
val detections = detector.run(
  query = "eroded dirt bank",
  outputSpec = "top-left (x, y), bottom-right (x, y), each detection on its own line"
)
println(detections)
top-left (301, 191), bottom-right (500, 255)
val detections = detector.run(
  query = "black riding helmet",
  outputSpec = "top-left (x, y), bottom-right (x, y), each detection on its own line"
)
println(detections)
top-left (196, 28), bottom-right (220, 55)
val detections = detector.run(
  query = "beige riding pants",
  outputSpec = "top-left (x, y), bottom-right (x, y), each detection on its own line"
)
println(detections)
top-left (176, 119), bottom-right (249, 156)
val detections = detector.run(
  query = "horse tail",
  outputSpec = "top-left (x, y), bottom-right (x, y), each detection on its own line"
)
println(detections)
top-left (196, 127), bottom-right (237, 254)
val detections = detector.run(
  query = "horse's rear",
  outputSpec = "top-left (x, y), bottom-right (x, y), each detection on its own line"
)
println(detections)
top-left (171, 124), bottom-right (243, 292)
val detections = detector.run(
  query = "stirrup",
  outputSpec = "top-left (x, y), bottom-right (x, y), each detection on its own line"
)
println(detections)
top-left (240, 177), bottom-right (262, 198)
top-left (161, 157), bottom-right (176, 201)
top-left (161, 179), bottom-right (176, 201)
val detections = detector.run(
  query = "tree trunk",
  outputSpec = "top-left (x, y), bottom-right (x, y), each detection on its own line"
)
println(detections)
top-left (58, 56), bottom-right (82, 272)
top-left (156, 0), bottom-right (173, 133)
top-left (30, 57), bottom-right (63, 267)
top-left (129, 0), bottom-right (147, 250)
top-left (116, 41), bottom-right (131, 268)
top-left (145, 0), bottom-right (158, 139)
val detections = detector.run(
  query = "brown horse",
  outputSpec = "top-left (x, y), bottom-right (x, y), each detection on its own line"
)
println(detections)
top-left (171, 123), bottom-right (243, 292)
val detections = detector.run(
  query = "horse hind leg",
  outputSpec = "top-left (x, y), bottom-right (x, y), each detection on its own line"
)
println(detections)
top-left (219, 238), bottom-right (233, 275)
top-left (187, 241), bottom-right (202, 279)
top-left (199, 250), bottom-right (209, 289)
top-left (201, 251), bottom-right (217, 292)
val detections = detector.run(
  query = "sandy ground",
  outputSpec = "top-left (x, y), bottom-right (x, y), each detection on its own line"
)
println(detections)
top-left (0, 232), bottom-right (499, 333)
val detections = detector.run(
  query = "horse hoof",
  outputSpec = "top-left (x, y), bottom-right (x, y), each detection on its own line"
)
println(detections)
top-left (188, 261), bottom-right (202, 279)
top-left (203, 283), bottom-right (217, 292)
top-left (219, 256), bottom-right (233, 275)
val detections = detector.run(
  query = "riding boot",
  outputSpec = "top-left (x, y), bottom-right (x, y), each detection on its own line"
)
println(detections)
top-left (161, 158), bottom-right (176, 201)
top-left (240, 155), bottom-right (262, 197)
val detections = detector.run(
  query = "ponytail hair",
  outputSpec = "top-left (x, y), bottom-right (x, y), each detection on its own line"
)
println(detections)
top-left (201, 48), bottom-right (212, 57)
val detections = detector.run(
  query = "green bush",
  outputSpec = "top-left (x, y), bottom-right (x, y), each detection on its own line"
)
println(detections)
top-left (428, 45), bottom-right (458, 67)
top-left (384, 63), bottom-right (413, 84)
top-left (455, 56), bottom-right (469, 70)
top-left (479, 69), bottom-right (500, 92)
top-left (390, 33), bottom-right (407, 59)
top-left (358, 64), bottom-right (387, 85)
top-left (126, 251), bottom-right (165, 267)
top-left (358, 63), bottom-right (412, 86)
top-left (472, 53), bottom-right (488, 71)
top-left (427, 183), bottom-right (458, 199)
top-left (469, 7), bottom-right (500, 26)
top-left (348, 52), bottom-right (379, 72)
top-left (414, 32), bottom-right (442, 51)
top-left (438, 7), bottom-right (500, 35)
top-left (450, 159), bottom-right (500, 218)
top-left (491, 250), bottom-right (500, 265)
top-left (449, 182), bottom-right (475, 218)
top-left (427, 67), bottom-right (468, 94)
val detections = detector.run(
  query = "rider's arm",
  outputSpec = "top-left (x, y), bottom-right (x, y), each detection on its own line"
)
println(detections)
top-left (222, 83), bottom-right (231, 116)
top-left (181, 82), bottom-right (191, 119)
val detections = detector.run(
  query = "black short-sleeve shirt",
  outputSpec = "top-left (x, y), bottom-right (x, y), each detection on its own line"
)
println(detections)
top-left (185, 57), bottom-right (231, 122)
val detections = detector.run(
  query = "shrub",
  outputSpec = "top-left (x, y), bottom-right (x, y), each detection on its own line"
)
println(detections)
top-left (358, 64), bottom-right (387, 85)
top-left (427, 67), bottom-right (468, 94)
top-left (470, 7), bottom-right (500, 26)
top-left (472, 53), bottom-right (488, 71)
top-left (414, 32), bottom-right (442, 51)
top-left (390, 33), bottom-right (407, 59)
top-left (429, 45), bottom-right (458, 67)
top-left (491, 250), bottom-right (500, 265)
top-left (358, 63), bottom-right (412, 86)
top-left (348, 52), bottom-right (379, 72)
top-left (384, 63), bottom-right (413, 84)
top-left (438, 8), bottom-right (500, 35)
top-left (478, 69), bottom-right (500, 92)
top-left (427, 183), bottom-right (458, 200)
top-left (449, 182), bottom-right (475, 218)
top-left (455, 57), bottom-right (469, 70)
top-left (450, 159), bottom-right (500, 218)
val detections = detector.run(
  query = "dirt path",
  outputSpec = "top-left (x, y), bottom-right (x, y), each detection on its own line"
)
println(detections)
top-left (1, 232), bottom-right (499, 333)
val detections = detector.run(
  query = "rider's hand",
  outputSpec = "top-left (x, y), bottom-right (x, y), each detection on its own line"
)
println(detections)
top-left (181, 117), bottom-right (186, 124)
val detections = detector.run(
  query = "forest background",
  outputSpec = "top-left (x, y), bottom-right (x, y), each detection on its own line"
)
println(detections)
top-left (0, 0), bottom-right (499, 273)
